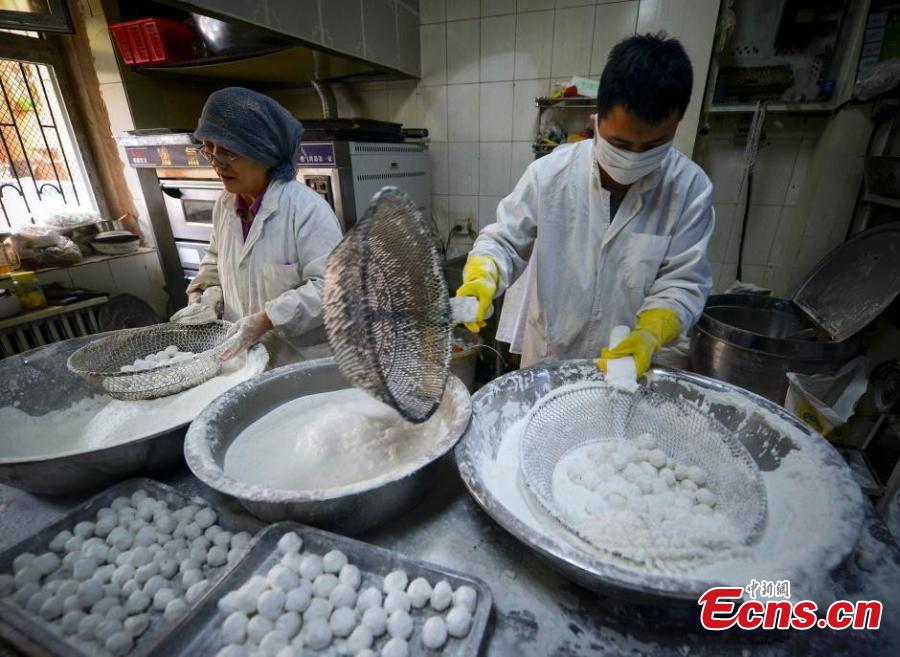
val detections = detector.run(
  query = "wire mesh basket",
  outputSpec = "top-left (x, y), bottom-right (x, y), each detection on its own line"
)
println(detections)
top-left (519, 382), bottom-right (768, 568)
top-left (67, 321), bottom-right (232, 401)
top-left (322, 187), bottom-right (451, 423)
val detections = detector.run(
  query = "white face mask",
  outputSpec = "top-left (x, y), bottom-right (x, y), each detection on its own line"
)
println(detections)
top-left (592, 117), bottom-right (672, 185)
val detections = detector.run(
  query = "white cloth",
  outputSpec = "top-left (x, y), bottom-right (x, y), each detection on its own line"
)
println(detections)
top-left (187, 178), bottom-right (342, 363)
top-left (472, 140), bottom-right (714, 367)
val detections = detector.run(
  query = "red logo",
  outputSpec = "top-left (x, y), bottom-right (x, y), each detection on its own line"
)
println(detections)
top-left (698, 587), bottom-right (882, 631)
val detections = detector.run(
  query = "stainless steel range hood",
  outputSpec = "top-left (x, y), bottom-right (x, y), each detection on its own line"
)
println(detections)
top-left (173, 0), bottom-right (420, 81)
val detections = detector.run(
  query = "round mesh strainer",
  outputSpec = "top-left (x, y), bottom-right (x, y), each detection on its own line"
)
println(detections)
top-left (67, 321), bottom-right (231, 400)
top-left (323, 187), bottom-right (451, 423)
top-left (519, 382), bottom-right (768, 567)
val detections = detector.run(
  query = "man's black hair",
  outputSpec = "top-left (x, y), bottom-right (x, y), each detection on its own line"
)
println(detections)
top-left (597, 33), bottom-right (693, 124)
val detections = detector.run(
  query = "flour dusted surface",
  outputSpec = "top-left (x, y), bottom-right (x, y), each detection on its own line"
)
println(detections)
top-left (223, 388), bottom-right (450, 492)
top-left (0, 352), bottom-right (263, 460)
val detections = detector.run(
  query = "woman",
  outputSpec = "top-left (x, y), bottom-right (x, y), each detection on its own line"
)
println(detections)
top-left (171, 87), bottom-right (342, 364)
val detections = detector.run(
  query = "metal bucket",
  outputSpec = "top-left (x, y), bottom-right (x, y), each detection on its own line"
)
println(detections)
top-left (691, 294), bottom-right (858, 403)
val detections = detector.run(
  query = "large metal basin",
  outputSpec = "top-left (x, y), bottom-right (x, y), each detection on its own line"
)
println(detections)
top-left (691, 294), bottom-right (858, 403)
top-left (455, 360), bottom-right (864, 606)
top-left (0, 335), bottom-right (266, 495)
top-left (184, 358), bottom-right (472, 534)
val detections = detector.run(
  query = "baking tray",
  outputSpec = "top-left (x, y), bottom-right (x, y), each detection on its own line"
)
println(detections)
top-left (151, 522), bottom-right (493, 657)
top-left (0, 478), bottom-right (264, 657)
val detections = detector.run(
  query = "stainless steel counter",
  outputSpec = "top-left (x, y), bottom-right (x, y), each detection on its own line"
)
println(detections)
top-left (1, 461), bottom-right (897, 655)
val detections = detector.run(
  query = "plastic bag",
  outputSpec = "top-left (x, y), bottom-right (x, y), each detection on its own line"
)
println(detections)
top-left (855, 58), bottom-right (900, 101)
top-left (785, 356), bottom-right (868, 441)
top-left (11, 224), bottom-right (83, 268)
top-left (33, 206), bottom-right (101, 231)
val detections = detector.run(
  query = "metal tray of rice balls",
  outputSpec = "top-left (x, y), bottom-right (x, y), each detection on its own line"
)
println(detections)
top-left (0, 478), bottom-right (262, 657)
top-left (151, 522), bottom-right (493, 657)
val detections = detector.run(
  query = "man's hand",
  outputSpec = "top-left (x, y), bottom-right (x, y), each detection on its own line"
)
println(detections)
top-left (597, 308), bottom-right (681, 377)
top-left (455, 254), bottom-right (499, 333)
top-left (219, 311), bottom-right (273, 361)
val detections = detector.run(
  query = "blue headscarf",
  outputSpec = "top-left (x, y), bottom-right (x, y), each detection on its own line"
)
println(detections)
top-left (194, 87), bottom-right (303, 181)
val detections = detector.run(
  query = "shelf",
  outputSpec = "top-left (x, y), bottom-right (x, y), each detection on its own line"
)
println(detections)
top-left (0, 296), bottom-right (108, 331)
top-left (32, 247), bottom-right (156, 275)
top-left (707, 102), bottom-right (837, 114)
top-left (536, 96), bottom-right (596, 109)
top-left (864, 193), bottom-right (900, 209)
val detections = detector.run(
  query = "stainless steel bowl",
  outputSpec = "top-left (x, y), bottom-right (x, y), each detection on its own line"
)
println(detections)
top-left (0, 335), bottom-right (267, 495)
top-left (184, 358), bottom-right (472, 534)
top-left (455, 360), bottom-right (864, 606)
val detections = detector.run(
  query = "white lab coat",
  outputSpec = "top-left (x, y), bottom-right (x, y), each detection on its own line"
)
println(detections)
top-left (473, 140), bottom-right (714, 367)
top-left (187, 178), bottom-right (342, 363)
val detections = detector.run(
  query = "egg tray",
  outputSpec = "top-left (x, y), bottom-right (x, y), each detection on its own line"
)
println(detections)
top-left (151, 522), bottom-right (493, 657)
top-left (0, 478), bottom-right (263, 657)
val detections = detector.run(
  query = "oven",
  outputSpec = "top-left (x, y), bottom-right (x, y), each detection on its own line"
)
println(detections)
top-left (160, 179), bottom-right (221, 242)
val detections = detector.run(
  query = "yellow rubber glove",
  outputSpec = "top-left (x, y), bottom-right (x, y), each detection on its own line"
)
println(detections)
top-left (455, 254), bottom-right (499, 333)
top-left (598, 308), bottom-right (682, 376)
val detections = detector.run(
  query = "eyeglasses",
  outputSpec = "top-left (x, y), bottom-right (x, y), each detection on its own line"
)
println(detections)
top-left (198, 145), bottom-right (240, 167)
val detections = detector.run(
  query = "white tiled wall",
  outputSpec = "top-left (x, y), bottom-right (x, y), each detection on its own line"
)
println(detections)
top-left (287, 0), bottom-right (719, 256)
top-left (693, 106), bottom-right (873, 297)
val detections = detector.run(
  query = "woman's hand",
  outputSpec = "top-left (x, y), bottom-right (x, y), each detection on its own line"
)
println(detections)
top-left (220, 311), bottom-right (273, 360)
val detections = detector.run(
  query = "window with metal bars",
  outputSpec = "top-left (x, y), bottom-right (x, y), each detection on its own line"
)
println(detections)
top-left (0, 56), bottom-right (95, 228)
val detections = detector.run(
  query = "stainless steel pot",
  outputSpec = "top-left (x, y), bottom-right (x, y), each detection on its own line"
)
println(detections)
top-left (691, 294), bottom-right (858, 403)
top-left (184, 358), bottom-right (472, 534)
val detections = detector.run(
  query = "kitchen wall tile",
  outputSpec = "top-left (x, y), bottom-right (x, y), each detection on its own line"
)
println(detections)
top-left (550, 5), bottom-right (595, 78)
top-left (785, 138), bottom-right (815, 207)
top-left (518, 0), bottom-right (556, 10)
top-left (695, 138), bottom-right (746, 205)
top-left (480, 81), bottom-right (515, 141)
top-left (512, 78), bottom-right (549, 141)
top-left (589, 0), bottom-right (638, 75)
top-left (479, 142), bottom-right (513, 195)
top-left (449, 142), bottom-right (480, 195)
top-left (447, 19), bottom-right (481, 84)
top-left (419, 85), bottom-right (449, 142)
top-left (478, 194), bottom-right (505, 229)
top-left (514, 10), bottom-right (554, 79)
top-left (447, 0), bottom-right (480, 21)
top-left (449, 195), bottom-right (480, 228)
top-left (428, 143), bottom-right (450, 194)
top-left (388, 83), bottom-right (423, 128)
top-left (750, 141), bottom-right (799, 206)
top-left (420, 0), bottom-right (446, 23)
top-left (448, 83), bottom-right (480, 141)
top-left (481, 14), bottom-right (516, 81)
top-left (420, 23), bottom-right (447, 85)
top-left (707, 203), bottom-right (736, 264)
top-left (430, 194), bottom-right (450, 241)
top-left (511, 141), bottom-right (536, 183)
top-left (482, 0), bottom-right (517, 16)
top-left (741, 204), bottom-right (782, 267)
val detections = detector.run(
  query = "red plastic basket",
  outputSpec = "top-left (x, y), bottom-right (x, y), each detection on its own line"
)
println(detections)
top-left (109, 18), bottom-right (197, 65)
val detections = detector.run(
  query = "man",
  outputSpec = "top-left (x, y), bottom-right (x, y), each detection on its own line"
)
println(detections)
top-left (456, 33), bottom-right (714, 375)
